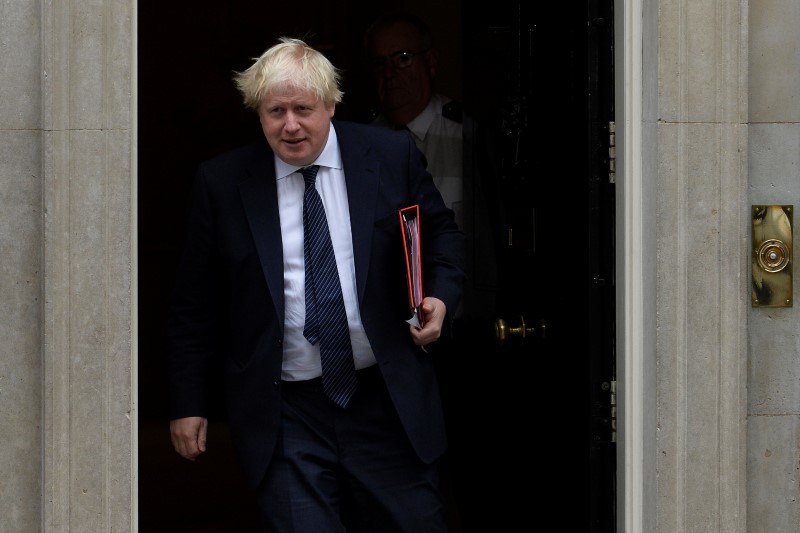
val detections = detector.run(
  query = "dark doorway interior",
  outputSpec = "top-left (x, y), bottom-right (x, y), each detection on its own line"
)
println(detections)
top-left (138, 1), bottom-right (615, 531)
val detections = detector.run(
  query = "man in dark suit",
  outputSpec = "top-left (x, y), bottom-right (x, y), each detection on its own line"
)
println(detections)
top-left (167, 37), bottom-right (465, 532)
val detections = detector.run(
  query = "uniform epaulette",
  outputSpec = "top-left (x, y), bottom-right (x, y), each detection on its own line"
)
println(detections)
top-left (442, 100), bottom-right (463, 124)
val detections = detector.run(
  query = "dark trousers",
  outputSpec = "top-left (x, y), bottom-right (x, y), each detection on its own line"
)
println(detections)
top-left (256, 365), bottom-right (447, 533)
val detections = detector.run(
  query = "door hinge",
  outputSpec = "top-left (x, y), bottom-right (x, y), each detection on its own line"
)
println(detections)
top-left (594, 379), bottom-right (617, 444)
top-left (609, 379), bottom-right (616, 442)
top-left (608, 121), bottom-right (616, 184)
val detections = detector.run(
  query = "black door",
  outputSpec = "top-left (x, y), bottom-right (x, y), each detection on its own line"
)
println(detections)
top-left (441, 1), bottom-right (617, 531)
top-left (138, 1), bottom-right (616, 531)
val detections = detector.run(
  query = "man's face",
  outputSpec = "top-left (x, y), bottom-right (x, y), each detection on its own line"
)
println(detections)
top-left (258, 86), bottom-right (335, 167)
top-left (368, 22), bottom-right (437, 125)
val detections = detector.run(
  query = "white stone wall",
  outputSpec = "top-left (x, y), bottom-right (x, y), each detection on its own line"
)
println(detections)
top-left (652, 0), bottom-right (749, 530)
top-left (0, 1), bottom-right (138, 532)
top-left (747, 1), bottom-right (800, 531)
top-left (0, 0), bottom-right (43, 531)
top-left (41, 0), bottom-right (135, 525)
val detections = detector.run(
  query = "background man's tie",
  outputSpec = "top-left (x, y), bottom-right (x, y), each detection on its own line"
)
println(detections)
top-left (301, 165), bottom-right (358, 408)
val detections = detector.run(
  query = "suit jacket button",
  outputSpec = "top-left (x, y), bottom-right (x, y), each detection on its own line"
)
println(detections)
top-left (273, 381), bottom-right (280, 390)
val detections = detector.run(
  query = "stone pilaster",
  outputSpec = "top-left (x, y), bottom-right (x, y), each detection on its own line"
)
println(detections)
top-left (41, 2), bottom-right (135, 531)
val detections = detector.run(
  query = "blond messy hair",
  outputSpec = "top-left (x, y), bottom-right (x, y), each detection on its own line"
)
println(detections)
top-left (234, 37), bottom-right (344, 111)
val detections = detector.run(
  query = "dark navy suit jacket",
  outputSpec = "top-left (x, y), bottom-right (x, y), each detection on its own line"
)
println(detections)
top-left (168, 119), bottom-right (466, 488)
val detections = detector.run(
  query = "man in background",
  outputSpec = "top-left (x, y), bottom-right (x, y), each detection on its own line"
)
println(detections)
top-left (364, 11), bottom-right (463, 229)
top-left (365, 12), bottom-right (479, 529)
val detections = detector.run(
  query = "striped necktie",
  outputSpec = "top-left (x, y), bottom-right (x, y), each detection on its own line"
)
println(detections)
top-left (300, 165), bottom-right (358, 408)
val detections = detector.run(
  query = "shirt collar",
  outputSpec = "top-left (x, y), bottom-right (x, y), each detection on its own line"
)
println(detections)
top-left (275, 123), bottom-right (343, 180)
top-left (405, 93), bottom-right (445, 141)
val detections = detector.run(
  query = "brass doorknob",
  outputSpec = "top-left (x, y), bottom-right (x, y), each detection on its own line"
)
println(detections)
top-left (494, 316), bottom-right (546, 345)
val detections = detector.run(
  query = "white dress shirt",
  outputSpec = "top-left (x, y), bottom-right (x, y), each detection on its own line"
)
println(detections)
top-left (372, 93), bottom-right (463, 228)
top-left (275, 123), bottom-right (377, 380)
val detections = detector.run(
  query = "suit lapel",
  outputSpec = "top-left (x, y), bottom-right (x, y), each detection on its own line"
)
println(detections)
top-left (235, 124), bottom-right (379, 321)
top-left (238, 144), bottom-right (286, 327)
top-left (336, 122), bottom-right (379, 304)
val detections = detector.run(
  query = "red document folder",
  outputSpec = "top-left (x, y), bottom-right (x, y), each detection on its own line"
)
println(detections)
top-left (399, 205), bottom-right (424, 328)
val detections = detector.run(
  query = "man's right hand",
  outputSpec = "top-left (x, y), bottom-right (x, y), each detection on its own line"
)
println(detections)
top-left (170, 416), bottom-right (208, 461)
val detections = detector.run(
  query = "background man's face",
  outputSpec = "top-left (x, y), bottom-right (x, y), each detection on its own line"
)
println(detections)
top-left (368, 22), bottom-right (437, 123)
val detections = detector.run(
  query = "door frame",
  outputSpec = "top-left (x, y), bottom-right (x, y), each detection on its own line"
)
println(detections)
top-left (129, 1), bottom-right (653, 530)
top-left (615, 0), bottom-right (652, 530)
